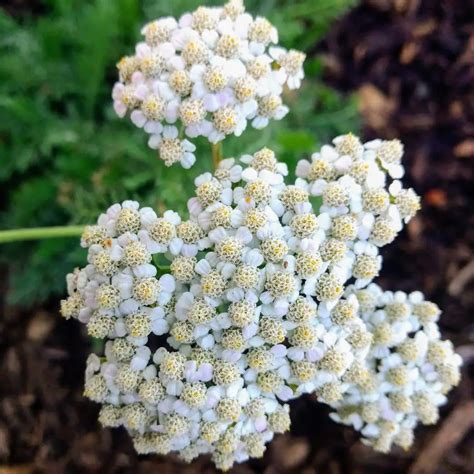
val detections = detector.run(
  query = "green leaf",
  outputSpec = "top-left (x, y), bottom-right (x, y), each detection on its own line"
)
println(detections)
top-left (278, 131), bottom-right (316, 152)
top-left (0, 0), bottom-right (359, 307)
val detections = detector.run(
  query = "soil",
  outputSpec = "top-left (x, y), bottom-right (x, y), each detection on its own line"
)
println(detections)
top-left (1, 0), bottom-right (473, 472)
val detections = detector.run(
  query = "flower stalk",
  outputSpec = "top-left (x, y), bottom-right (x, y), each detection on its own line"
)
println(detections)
top-left (0, 225), bottom-right (84, 244)
top-left (211, 142), bottom-right (223, 169)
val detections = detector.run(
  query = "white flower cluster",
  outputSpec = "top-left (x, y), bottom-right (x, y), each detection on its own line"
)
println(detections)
top-left (60, 198), bottom-right (289, 470)
top-left (61, 135), bottom-right (459, 470)
top-left (329, 283), bottom-right (462, 453)
top-left (296, 134), bottom-right (420, 289)
top-left (112, 0), bottom-right (305, 168)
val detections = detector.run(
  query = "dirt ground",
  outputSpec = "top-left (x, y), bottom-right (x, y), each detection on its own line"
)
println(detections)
top-left (1, 0), bottom-right (473, 472)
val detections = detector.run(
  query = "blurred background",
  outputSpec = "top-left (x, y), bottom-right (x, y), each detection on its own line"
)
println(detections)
top-left (0, 0), bottom-right (472, 472)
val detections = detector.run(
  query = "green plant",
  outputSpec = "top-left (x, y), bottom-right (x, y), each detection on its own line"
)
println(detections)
top-left (0, 0), bottom-right (357, 304)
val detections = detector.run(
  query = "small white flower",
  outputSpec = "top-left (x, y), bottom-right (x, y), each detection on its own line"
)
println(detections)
top-left (112, 1), bottom-right (304, 168)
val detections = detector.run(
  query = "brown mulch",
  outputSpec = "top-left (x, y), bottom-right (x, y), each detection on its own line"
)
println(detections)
top-left (1, 0), bottom-right (474, 472)
top-left (318, 0), bottom-right (474, 350)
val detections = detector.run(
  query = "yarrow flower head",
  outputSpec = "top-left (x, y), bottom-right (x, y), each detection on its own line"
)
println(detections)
top-left (295, 133), bottom-right (422, 288)
top-left (61, 135), bottom-right (459, 470)
top-left (60, 146), bottom-right (371, 467)
top-left (112, 0), bottom-right (305, 168)
top-left (328, 283), bottom-right (461, 452)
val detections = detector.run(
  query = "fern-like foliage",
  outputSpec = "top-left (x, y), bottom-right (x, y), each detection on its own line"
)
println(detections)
top-left (0, 0), bottom-right (358, 306)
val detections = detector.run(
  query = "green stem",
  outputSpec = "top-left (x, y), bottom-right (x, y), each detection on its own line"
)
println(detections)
top-left (0, 225), bottom-right (85, 244)
top-left (211, 142), bottom-right (223, 170)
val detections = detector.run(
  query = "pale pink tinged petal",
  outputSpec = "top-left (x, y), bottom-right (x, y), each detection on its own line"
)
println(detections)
top-left (152, 318), bottom-right (169, 335)
top-left (109, 244), bottom-right (124, 261)
top-left (168, 55), bottom-right (185, 70)
top-left (130, 110), bottom-right (147, 128)
top-left (277, 386), bottom-right (293, 401)
top-left (218, 89), bottom-right (234, 106)
top-left (131, 354), bottom-right (148, 371)
top-left (159, 274), bottom-right (175, 292)
top-left (287, 76), bottom-right (300, 90)
top-left (254, 417), bottom-right (267, 432)
top-left (236, 226), bottom-right (252, 244)
top-left (260, 291), bottom-right (273, 304)
top-left (144, 121), bottom-right (163, 134)
top-left (163, 125), bottom-right (179, 139)
top-left (131, 71), bottom-right (145, 84)
top-left (389, 163), bottom-right (404, 179)
top-left (241, 167), bottom-right (258, 182)
top-left (190, 63), bottom-right (206, 80)
top-left (252, 116), bottom-right (268, 129)
top-left (208, 130), bottom-right (224, 144)
top-left (199, 120), bottom-right (213, 137)
top-left (159, 42), bottom-right (175, 58)
top-left (119, 298), bottom-right (140, 315)
top-left (307, 347), bottom-right (324, 362)
top-left (274, 105), bottom-right (289, 120)
top-left (133, 264), bottom-right (157, 278)
top-left (242, 99), bottom-right (258, 116)
top-left (179, 12), bottom-right (192, 27)
top-left (199, 363), bottom-right (213, 382)
top-left (249, 42), bottom-right (264, 56)
top-left (148, 134), bottom-right (162, 149)
top-left (187, 197), bottom-right (202, 215)
top-left (135, 42), bottom-right (151, 57)
top-left (134, 84), bottom-right (149, 100)
top-left (242, 323), bottom-right (258, 339)
top-left (269, 46), bottom-right (284, 60)
top-left (389, 179), bottom-right (403, 195)
top-left (168, 238), bottom-right (182, 255)
top-left (203, 94), bottom-right (220, 112)
top-left (112, 83), bottom-right (124, 100)
top-left (271, 344), bottom-right (287, 358)
top-left (149, 307), bottom-right (164, 320)
top-left (113, 101), bottom-right (127, 118)
top-left (275, 68), bottom-right (287, 84)
top-left (160, 83), bottom-right (176, 102)
top-left (200, 334), bottom-right (215, 349)
top-left (78, 309), bottom-right (91, 324)
top-left (185, 124), bottom-right (200, 138)
top-left (234, 120), bottom-right (247, 137)
top-left (181, 243), bottom-right (198, 257)
top-left (202, 29), bottom-right (218, 47)
top-left (182, 139), bottom-right (196, 152)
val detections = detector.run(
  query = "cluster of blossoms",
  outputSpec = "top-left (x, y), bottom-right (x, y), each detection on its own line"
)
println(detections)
top-left (295, 134), bottom-right (421, 289)
top-left (329, 283), bottom-right (462, 452)
top-left (61, 135), bottom-right (460, 470)
top-left (60, 195), bottom-right (291, 470)
top-left (112, 0), bottom-right (305, 168)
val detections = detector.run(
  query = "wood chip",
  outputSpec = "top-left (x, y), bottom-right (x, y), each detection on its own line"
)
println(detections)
top-left (448, 259), bottom-right (474, 296)
top-left (26, 312), bottom-right (54, 342)
top-left (409, 401), bottom-right (474, 474)
top-left (454, 139), bottom-right (474, 158)
top-left (358, 84), bottom-right (396, 130)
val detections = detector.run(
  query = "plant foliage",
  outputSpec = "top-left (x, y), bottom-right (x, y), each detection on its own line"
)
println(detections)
top-left (0, 0), bottom-right (358, 306)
